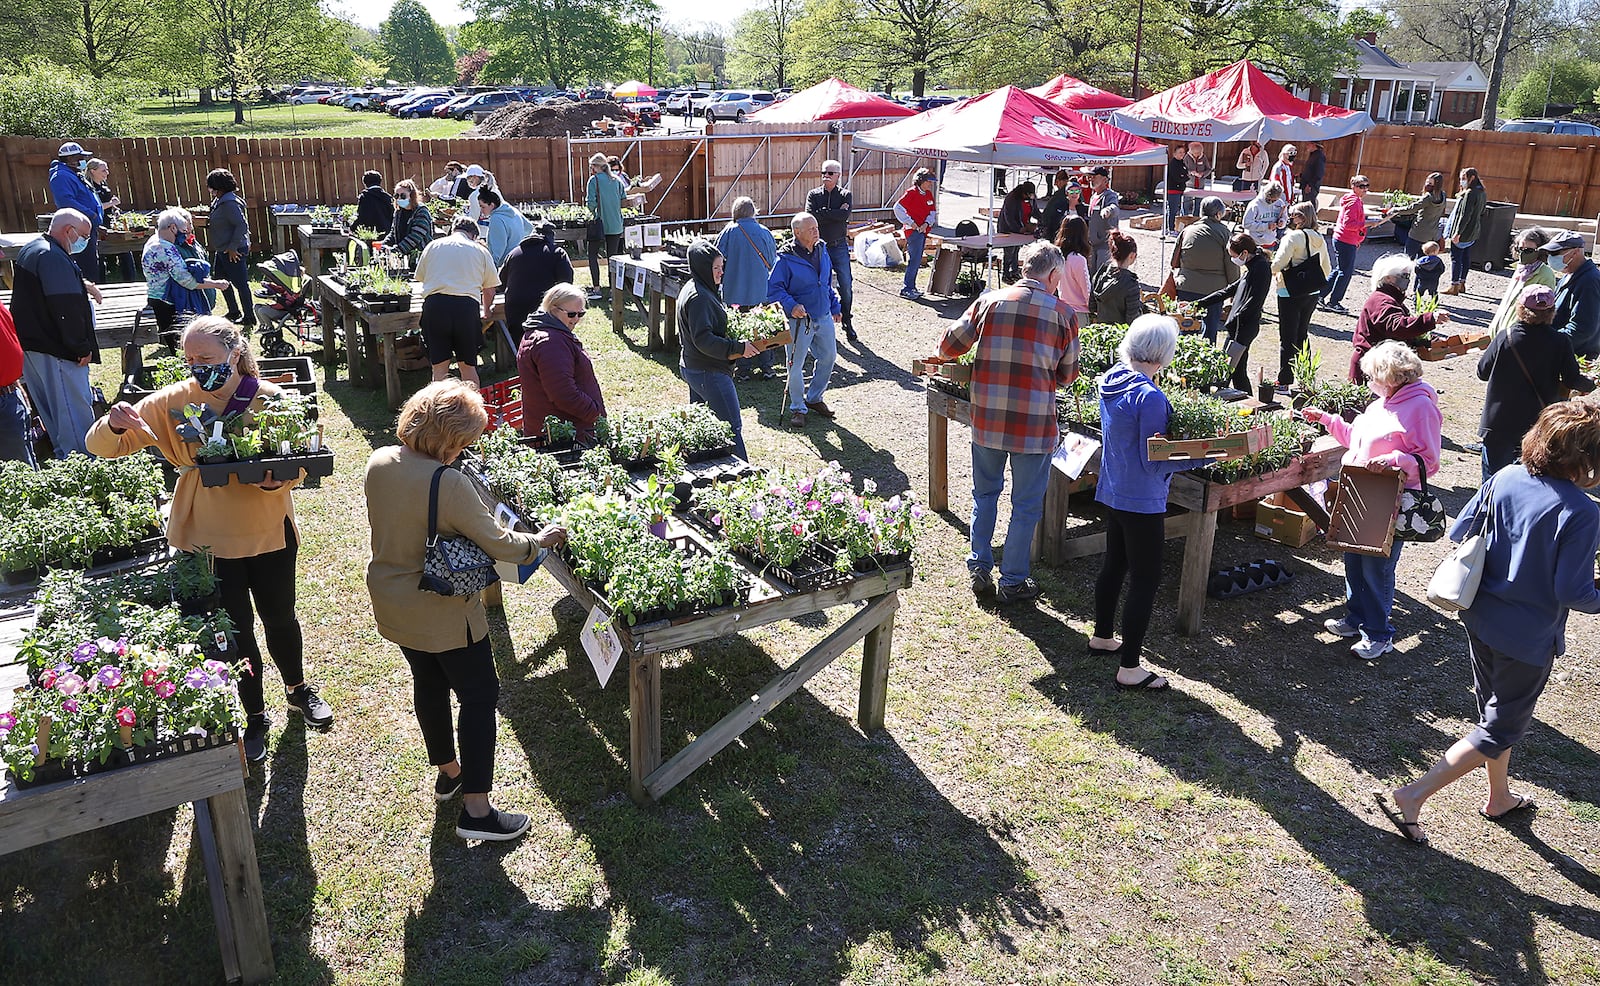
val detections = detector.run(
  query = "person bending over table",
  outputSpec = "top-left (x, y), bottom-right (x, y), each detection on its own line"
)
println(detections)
top-left (1171, 196), bottom-right (1235, 343)
top-left (517, 283), bottom-right (606, 442)
top-left (1349, 255), bottom-right (1448, 384)
top-left (1194, 232), bottom-right (1271, 392)
top-left (415, 217), bottom-right (499, 388)
top-left (88, 316), bottom-right (334, 763)
top-left (679, 240), bottom-right (758, 459)
top-left (500, 222), bottom-right (574, 350)
top-left (365, 379), bottom-right (565, 842)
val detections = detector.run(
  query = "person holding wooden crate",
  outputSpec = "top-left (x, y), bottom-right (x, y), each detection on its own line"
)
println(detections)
top-left (1349, 255), bottom-right (1449, 384)
top-left (1302, 340), bottom-right (1442, 661)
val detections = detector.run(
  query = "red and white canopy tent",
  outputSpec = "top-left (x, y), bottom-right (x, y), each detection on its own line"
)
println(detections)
top-left (747, 77), bottom-right (916, 123)
top-left (1026, 75), bottom-right (1133, 122)
top-left (1109, 59), bottom-right (1373, 144)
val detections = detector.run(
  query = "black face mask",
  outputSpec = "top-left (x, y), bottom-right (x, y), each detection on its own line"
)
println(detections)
top-left (1520, 249), bottom-right (1542, 265)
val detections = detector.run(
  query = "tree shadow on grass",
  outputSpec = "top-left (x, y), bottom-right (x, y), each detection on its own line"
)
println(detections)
top-left (485, 598), bottom-right (1056, 984)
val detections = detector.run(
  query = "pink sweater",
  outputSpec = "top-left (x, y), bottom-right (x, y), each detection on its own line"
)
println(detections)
top-left (1321, 380), bottom-right (1441, 490)
top-left (1333, 192), bottom-right (1368, 246)
top-left (1059, 252), bottom-right (1090, 313)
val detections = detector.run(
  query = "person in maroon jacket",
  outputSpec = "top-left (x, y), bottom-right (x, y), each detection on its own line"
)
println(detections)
top-left (1349, 255), bottom-right (1451, 383)
top-left (516, 283), bottom-right (606, 441)
top-left (0, 301), bottom-right (33, 465)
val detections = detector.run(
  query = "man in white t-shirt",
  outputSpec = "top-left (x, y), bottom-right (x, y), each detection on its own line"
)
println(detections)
top-left (414, 218), bottom-right (499, 386)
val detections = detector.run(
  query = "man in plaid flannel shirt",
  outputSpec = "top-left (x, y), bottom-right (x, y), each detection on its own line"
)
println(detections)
top-left (938, 241), bottom-right (1079, 604)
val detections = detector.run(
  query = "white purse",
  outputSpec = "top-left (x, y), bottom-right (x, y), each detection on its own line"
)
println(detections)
top-left (1426, 479), bottom-right (1494, 612)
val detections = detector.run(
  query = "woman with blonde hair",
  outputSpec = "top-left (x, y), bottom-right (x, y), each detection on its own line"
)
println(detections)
top-left (382, 178), bottom-right (435, 262)
top-left (1271, 200), bottom-right (1332, 388)
top-left (88, 316), bottom-right (334, 763)
top-left (365, 379), bottom-right (565, 841)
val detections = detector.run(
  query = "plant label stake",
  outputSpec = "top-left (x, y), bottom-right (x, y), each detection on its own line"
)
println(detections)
top-left (580, 607), bottom-right (624, 688)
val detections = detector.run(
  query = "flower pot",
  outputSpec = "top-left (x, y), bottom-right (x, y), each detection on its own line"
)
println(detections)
top-left (648, 520), bottom-right (668, 539)
top-left (178, 588), bottom-right (223, 617)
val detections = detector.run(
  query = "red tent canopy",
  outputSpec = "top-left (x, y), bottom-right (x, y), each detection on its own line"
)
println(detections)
top-left (852, 85), bottom-right (1165, 167)
top-left (1026, 75), bottom-right (1132, 120)
top-left (747, 78), bottom-right (915, 123)
top-left (1110, 59), bottom-right (1373, 143)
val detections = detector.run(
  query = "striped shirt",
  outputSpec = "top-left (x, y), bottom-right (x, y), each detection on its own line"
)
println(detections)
top-left (938, 279), bottom-right (1079, 454)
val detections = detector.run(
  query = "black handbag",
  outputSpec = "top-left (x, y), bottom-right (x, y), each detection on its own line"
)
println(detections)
top-left (1280, 230), bottom-right (1328, 297)
top-left (1395, 452), bottom-right (1447, 542)
top-left (418, 466), bottom-right (501, 597)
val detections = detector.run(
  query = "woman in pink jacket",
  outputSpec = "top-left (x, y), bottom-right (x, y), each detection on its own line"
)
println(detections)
top-left (1302, 340), bottom-right (1442, 661)
top-left (1319, 174), bottom-right (1371, 315)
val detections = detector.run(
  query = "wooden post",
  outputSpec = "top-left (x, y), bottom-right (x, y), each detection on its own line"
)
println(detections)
top-left (928, 406), bottom-right (948, 511)
top-left (1175, 509), bottom-right (1218, 635)
top-left (610, 258), bottom-right (625, 337)
top-left (382, 333), bottom-right (401, 409)
top-left (628, 651), bottom-right (662, 804)
top-left (647, 289), bottom-right (662, 349)
top-left (318, 286), bottom-right (338, 371)
top-left (858, 606), bottom-right (895, 732)
top-left (1039, 465), bottom-right (1068, 565)
top-left (205, 786), bottom-right (275, 983)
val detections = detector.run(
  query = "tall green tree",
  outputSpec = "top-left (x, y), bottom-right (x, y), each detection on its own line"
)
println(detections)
top-left (727, 0), bottom-right (800, 89)
top-left (181, 0), bottom-right (353, 124)
top-left (380, 0), bottom-right (455, 84)
top-left (464, 0), bottom-right (656, 88)
top-left (2, 0), bottom-right (169, 78)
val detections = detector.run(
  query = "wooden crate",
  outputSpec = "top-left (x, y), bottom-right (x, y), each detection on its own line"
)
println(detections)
top-left (1147, 422), bottom-right (1272, 462)
top-left (1417, 332), bottom-right (1490, 361)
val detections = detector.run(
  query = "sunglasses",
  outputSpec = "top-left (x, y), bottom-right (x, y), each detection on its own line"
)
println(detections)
top-left (821, 172), bottom-right (839, 178)
top-left (556, 307), bottom-right (586, 319)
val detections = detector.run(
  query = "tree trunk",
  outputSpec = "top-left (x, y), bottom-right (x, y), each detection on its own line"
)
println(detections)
top-left (912, 68), bottom-right (926, 98)
top-left (199, 88), bottom-right (215, 106)
top-left (1480, 0), bottom-right (1518, 129)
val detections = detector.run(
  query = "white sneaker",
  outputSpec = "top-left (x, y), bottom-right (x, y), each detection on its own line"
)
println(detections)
top-left (586, 288), bottom-right (603, 301)
top-left (1323, 617), bottom-right (1359, 638)
top-left (1351, 637), bottom-right (1394, 661)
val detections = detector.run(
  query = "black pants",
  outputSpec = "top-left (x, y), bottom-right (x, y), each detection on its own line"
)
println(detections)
top-left (1094, 508), bottom-right (1166, 666)
top-left (1225, 313), bottom-right (1260, 391)
top-left (587, 234), bottom-right (623, 289)
top-left (213, 251), bottom-right (255, 326)
top-left (1276, 293), bottom-right (1319, 385)
top-left (216, 518), bottom-right (305, 717)
top-left (400, 635), bottom-right (499, 795)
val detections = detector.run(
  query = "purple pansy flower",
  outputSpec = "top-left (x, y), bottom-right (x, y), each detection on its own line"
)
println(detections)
top-left (73, 641), bottom-right (98, 663)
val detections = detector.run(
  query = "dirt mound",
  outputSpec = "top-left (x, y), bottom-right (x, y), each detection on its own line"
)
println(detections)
top-left (465, 99), bottom-right (633, 138)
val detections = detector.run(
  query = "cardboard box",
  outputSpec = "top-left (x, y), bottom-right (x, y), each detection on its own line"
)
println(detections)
top-left (1255, 497), bottom-right (1318, 547)
top-left (1130, 214), bottom-right (1164, 231)
top-left (1326, 465), bottom-right (1403, 556)
top-left (1147, 422), bottom-right (1272, 462)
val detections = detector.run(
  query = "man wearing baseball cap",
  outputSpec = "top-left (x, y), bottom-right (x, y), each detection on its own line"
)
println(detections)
top-left (1477, 283), bottom-right (1594, 480)
top-left (48, 142), bottom-right (104, 283)
top-left (1084, 167), bottom-right (1121, 272)
top-left (1543, 230), bottom-right (1600, 358)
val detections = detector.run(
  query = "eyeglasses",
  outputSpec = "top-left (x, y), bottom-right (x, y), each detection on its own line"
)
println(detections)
top-left (556, 307), bottom-right (586, 319)
top-left (821, 172), bottom-right (839, 178)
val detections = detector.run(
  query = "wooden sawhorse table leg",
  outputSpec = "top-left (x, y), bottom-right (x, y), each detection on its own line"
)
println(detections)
top-left (647, 290), bottom-right (663, 349)
top-left (318, 294), bottom-right (339, 371)
top-left (928, 407), bottom-right (949, 512)
top-left (193, 788), bottom-right (273, 983)
top-left (1175, 509), bottom-right (1219, 635)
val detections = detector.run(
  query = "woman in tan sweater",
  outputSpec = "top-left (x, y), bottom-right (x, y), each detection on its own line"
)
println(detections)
top-left (89, 316), bottom-right (333, 764)
top-left (364, 380), bottom-right (564, 842)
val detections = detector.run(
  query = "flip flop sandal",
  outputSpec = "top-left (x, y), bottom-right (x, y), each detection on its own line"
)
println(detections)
top-left (1114, 671), bottom-right (1169, 691)
top-left (1373, 789), bottom-right (1430, 846)
top-left (1481, 794), bottom-right (1537, 822)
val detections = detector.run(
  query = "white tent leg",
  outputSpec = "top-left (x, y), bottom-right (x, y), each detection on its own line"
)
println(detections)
top-left (987, 154), bottom-right (997, 289)
top-left (1355, 131), bottom-right (1368, 175)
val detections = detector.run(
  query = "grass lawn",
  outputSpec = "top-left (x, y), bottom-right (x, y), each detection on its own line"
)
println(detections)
top-left (2, 242), bottom-right (1599, 985)
top-left (127, 99), bottom-right (470, 139)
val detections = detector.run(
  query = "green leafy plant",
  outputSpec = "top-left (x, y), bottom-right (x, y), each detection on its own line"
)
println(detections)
top-left (229, 430), bottom-right (262, 459)
top-left (307, 205), bottom-right (339, 228)
top-left (1165, 336), bottom-right (1232, 390)
top-left (351, 225), bottom-right (380, 242)
top-left (1382, 189), bottom-right (1419, 210)
top-left (195, 437), bottom-right (232, 462)
top-left (1291, 343), bottom-right (1321, 390)
top-left (548, 202), bottom-right (594, 224)
top-left (1078, 322), bottom-right (1130, 377)
top-left (544, 415), bottom-right (577, 448)
top-left (0, 455), bottom-right (162, 577)
top-left (725, 306), bottom-right (790, 344)
top-left (146, 355), bottom-right (190, 389)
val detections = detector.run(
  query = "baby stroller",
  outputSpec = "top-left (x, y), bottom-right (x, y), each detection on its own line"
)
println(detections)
top-left (253, 250), bottom-right (319, 358)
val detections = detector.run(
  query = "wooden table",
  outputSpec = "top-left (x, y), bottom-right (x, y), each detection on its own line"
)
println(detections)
top-left (608, 252), bottom-right (687, 349)
top-left (294, 225), bottom-right (350, 283)
top-left (270, 211), bottom-right (310, 254)
top-left (316, 275), bottom-right (510, 408)
top-left (0, 281), bottom-right (153, 349)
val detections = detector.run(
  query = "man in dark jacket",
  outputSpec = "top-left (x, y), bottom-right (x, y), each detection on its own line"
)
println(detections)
top-left (768, 212), bottom-right (842, 428)
top-left (678, 240), bottom-right (757, 458)
top-left (1544, 230), bottom-right (1600, 358)
top-left (500, 224), bottom-right (574, 347)
top-left (48, 142), bottom-right (103, 283)
top-left (805, 161), bottom-right (856, 342)
top-left (1300, 141), bottom-right (1327, 208)
top-left (13, 209), bottom-right (102, 458)
top-left (354, 171), bottom-right (394, 236)
top-left (997, 182), bottom-right (1037, 282)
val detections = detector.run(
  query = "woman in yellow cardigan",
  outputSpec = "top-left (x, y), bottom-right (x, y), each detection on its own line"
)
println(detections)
top-left (88, 316), bottom-right (333, 764)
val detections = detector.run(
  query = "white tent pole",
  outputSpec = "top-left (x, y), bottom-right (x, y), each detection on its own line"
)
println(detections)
top-left (987, 149), bottom-right (997, 288)
top-left (1355, 131), bottom-right (1368, 175)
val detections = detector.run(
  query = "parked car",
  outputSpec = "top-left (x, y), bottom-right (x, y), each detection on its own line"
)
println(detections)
top-left (904, 95), bottom-right (959, 113)
top-left (1498, 118), bottom-right (1600, 136)
top-left (388, 89), bottom-right (454, 115)
top-left (665, 90), bottom-right (709, 113)
top-left (398, 94), bottom-right (454, 118)
top-left (618, 96), bottom-right (661, 125)
top-left (432, 92), bottom-right (480, 118)
top-left (287, 87), bottom-right (334, 105)
top-left (451, 90), bottom-right (525, 120)
top-left (581, 88), bottom-right (609, 100)
top-left (705, 90), bottom-right (776, 122)
top-left (688, 91), bottom-right (720, 115)
top-left (541, 91), bottom-right (580, 104)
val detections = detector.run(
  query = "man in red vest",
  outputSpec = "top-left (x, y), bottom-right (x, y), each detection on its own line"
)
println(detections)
top-left (895, 169), bottom-right (938, 299)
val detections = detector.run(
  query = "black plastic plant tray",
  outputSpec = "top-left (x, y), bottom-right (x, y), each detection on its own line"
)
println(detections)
top-left (684, 443), bottom-right (739, 464)
top-left (195, 449), bottom-right (335, 488)
top-left (11, 725), bottom-right (240, 789)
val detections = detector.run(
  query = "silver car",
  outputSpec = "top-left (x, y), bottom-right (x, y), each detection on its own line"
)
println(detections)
top-left (706, 91), bottom-right (776, 122)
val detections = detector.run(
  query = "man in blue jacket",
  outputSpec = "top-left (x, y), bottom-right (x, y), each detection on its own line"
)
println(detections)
top-left (1544, 231), bottom-right (1600, 358)
top-left (48, 142), bottom-right (103, 283)
top-left (13, 209), bottom-right (102, 458)
top-left (768, 212), bottom-right (841, 429)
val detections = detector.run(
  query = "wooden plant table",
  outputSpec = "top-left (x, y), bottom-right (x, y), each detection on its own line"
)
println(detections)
top-left (608, 252), bottom-right (687, 350)
top-left (294, 224), bottom-right (351, 285)
top-left (0, 282), bottom-right (154, 350)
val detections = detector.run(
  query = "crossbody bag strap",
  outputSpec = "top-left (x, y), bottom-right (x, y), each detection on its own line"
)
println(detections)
top-left (738, 224), bottom-right (774, 272)
top-left (1505, 340), bottom-right (1551, 408)
top-left (222, 374), bottom-right (260, 417)
top-left (1408, 451), bottom-right (1432, 495)
top-left (426, 465), bottom-right (447, 544)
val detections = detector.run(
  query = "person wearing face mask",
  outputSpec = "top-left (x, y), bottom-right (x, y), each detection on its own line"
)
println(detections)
top-left (678, 240), bottom-right (759, 459)
top-left (11, 208), bottom-right (103, 458)
top-left (48, 142), bottom-right (104, 283)
top-left (382, 179), bottom-right (436, 263)
top-left (1488, 228), bottom-right (1558, 338)
top-left (474, 188), bottom-right (531, 267)
top-left (1349, 254), bottom-right (1449, 384)
top-left (1542, 230), bottom-right (1600, 359)
top-left (1241, 180), bottom-right (1287, 250)
top-left (1270, 144), bottom-right (1298, 205)
top-left (1383, 172), bottom-right (1449, 260)
top-left (205, 168), bottom-right (254, 329)
top-left (142, 208), bottom-right (230, 341)
top-left (1477, 284), bottom-right (1593, 481)
top-left (460, 164), bottom-right (495, 218)
top-left (1195, 232), bottom-right (1271, 392)
top-left (89, 316), bottom-right (336, 763)
top-left (430, 161), bottom-right (466, 200)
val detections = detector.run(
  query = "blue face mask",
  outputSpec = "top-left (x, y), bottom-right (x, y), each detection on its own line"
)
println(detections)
top-left (190, 361), bottom-right (234, 392)
top-left (68, 235), bottom-right (88, 255)
top-left (397, 196), bottom-right (412, 209)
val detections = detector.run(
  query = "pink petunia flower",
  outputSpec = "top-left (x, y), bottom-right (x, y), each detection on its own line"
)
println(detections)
top-left (115, 706), bottom-right (137, 727)
top-left (806, 499), bottom-right (821, 512)
top-left (0, 711), bottom-right (16, 731)
top-left (830, 492), bottom-right (845, 505)
top-left (55, 672), bottom-right (86, 696)
top-left (154, 680), bottom-right (177, 699)
top-left (141, 669), bottom-right (161, 686)
top-left (61, 698), bottom-right (80, 714)
top-left (791, 522), bottom-right (805, 537)
top-left (39, 669), bottom-right (59, 688)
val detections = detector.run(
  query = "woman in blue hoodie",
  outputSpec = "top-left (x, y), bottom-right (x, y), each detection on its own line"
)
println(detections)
top-left (1090, 315), bottom-right (1209, 692)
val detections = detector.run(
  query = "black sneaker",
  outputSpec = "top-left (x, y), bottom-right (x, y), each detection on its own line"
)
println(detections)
top-left (843, 321), bottom-right (859, 343)
top-left (970, 569), bottom-right (996, 599)
top-left (996, 578), bottom-right (1042, 604)
top-left (243, 714), bottom-right (269, 763)
top-left (285, 684), bottom-right (334, 729)
top-left (434, 771), bottom-right (463, 802)
top-left (456, 807), bottom-right (531, 842)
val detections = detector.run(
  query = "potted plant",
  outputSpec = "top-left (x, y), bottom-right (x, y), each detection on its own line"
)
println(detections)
top-left (172, 547), bottom-right (223, 616)
top-left (307, 206), bottom-right (341, 234)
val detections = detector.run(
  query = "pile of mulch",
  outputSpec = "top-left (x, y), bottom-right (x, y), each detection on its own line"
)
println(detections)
top-left (465, 99), bottom-right (633, 138)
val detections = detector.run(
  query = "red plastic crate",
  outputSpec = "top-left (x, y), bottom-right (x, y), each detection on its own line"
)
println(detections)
top-left (480, 379), bottom-right (524, 432)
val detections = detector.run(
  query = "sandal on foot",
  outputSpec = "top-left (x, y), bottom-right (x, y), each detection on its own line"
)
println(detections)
top-left (1114, 670), bottom-right (1169, 691)
top-left (1481, 793), bottom-right (1537, 822)
top-left (1087, 641), bottom-right (1122, 656)
top-left (1373, 789), bottom-right (1429, 845)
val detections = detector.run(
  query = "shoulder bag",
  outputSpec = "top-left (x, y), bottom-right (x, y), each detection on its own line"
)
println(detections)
top-left (1280, 230), bottom-right (1327, 297)
top-left (1395, 452), bottom-right (1447, 542)
top-left (1426, 476), bottom-right (1494, 611)
top-left (418, 465), bottom-right (501, 597)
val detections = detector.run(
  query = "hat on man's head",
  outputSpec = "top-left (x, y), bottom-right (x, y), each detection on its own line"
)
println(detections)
top-left (57, 142), bottom-right (90, 158)
top-left (1540, 230), bottom-right (1585, 254)
top-left (464, 164), bottom-right (486, 178)
top-left (1090, 166), bottom-right (1111, 177)
top-left (1519, 284), bottom-right (1556, 310)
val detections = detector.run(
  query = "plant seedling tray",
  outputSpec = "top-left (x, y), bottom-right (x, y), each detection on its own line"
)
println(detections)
top-left (258, 356), bottom-right (318, 394)
top-left (1148, 422), bottom-right (1272, 462)
top-left (1417, 332), bottom-right (1489, 361)
top-left (10, 725), bottom-right (240, 789)
top-left (195, 449), bottom-right (335, 488)
top-left (1326, 464), bottom-right (1403, 556)
top-left (308, 224), bottom-right (342, 235)
top-left (684, 443), bottom-right (739, 464)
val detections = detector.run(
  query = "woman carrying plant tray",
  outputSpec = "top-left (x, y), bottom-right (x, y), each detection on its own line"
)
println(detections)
top-left (87, 316), bottom-right (334, 764)
top-left (678, 240), bottom-right (759, 459)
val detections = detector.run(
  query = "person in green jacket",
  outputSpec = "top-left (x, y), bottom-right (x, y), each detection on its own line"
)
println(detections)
top-left (1442, 167), bottom-right (1486, 296)
top-left (1489, 228), bottom-right (1560, 336)
top-left (1384, 171), bottom-right (1448, 260)
top-left (584, 153), bottom-right (625, 301)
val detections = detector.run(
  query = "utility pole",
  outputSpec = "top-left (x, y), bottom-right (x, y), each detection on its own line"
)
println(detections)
top-left (1131, 0), bottom-right (1146, 98)
top-left (647, 18), bottom-right (658, 86)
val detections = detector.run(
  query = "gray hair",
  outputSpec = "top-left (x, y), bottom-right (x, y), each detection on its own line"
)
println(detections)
top-left (1200, 196), bottom-right (1225, 219)
top-left (86, 157), bottom-right (107, 173)
top-left (1371, 254), bottom-right (1414, 292)
top-left (156, 208), bottom-right (188, 233)
top-left (822, 159), bottom-right (842, 174)
top-left (790, 211), bottom-right (818, 232)
top-left (1360, 339), bottom-right (1424, 389)
top-left (1118, 314), bottom-right (1180, 367)
top-left (1516, 226), bottom-right (1550, 250)
top-left (589, 152), bottom-right (608, 170)
top-left (1021, 240), bottom-right (1064, 280)
top-left (48, 208), bottom-right (91, 233)
top-left (1258, 180), bottom-right (1284, 201)
top-left (540, 282), bottom-right (586, 313)
top-left (731, 196), bottom-right (757, 221)
top-left (453, 216), bottom-right (481, 238)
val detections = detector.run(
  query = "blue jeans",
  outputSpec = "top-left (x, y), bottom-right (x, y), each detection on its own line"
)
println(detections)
top-left (1164, 192), bottom-right (1184, 233)
top-left (0, 388), bottom-right (34, 465)
top-left (903, 231), bottom-right (926, 292)
top-left (1450, 242), bottom-right (1474, 284)
top-left (21, 352), bottom-right (95, 459)
top-left (968, 444), bottom-right (1050, 587)
top-left (826, 241), bottom-right (853, 323)
top-left (785, 313), bottom-right (837, 413)
top-left (1324, 239), bottom-right (1360, 306)
top-left (682, 364), bottom-right (747, 460)
top-left (1343, 540), bottom-right (1404, 644)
